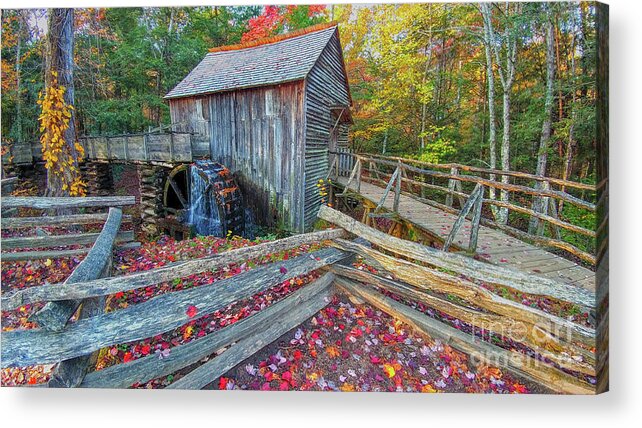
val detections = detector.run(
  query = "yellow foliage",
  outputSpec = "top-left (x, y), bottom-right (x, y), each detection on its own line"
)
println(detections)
top-left (38, 72), bottom-right (86, 196)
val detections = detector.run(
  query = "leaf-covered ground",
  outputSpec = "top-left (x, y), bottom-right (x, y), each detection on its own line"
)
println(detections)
top-left (212, 293), bottom-right (541, 393)
top-left (2, 231), bottom-right (546, 392)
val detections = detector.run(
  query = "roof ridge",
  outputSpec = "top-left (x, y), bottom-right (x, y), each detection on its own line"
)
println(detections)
top-left (208, 21), bottom-right (338, 54)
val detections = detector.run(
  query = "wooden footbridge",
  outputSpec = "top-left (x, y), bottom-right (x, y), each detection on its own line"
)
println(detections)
top-left (327, 152), bottom-right (602, 293)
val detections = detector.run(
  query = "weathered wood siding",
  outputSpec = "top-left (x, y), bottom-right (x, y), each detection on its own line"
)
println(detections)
top-left (169, 97), bottom-right (211, 158)
top-left (303, 31), bottom-right (351, 230)
top-left (202, 81), bottom-right (306, 231)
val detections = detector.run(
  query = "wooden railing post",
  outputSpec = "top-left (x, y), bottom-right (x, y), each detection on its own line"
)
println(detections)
top-left (443, 183), bottom-right (483, 252)
top-left (338, 157), bottom-right (361, 196)
top-left (374, 165), bottom-right (401, 213)
top-left (468, 185), bottom-right (484, 253)
top-left (356, 157), bottom-right (362, 194)
top-left (169, 132), bottom-right (175, 162)
top-left (393, 161), bottom-right (402, 213)
top-left (326, 155), bottom-right (337, 180)
top-left (123, 135), bottom-right (129, 161)
top-left (446, 166), bottom-right (458, 207)
top-left (143, 133), bottom-right (149, 161)
top-left (370, 160), bottom-right (381, 180)
top-left (105, 136), bottom-right (111, 160)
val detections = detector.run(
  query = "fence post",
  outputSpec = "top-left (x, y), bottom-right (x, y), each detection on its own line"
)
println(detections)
top-left (356, 158), bottom-right (362, 194)
top-left (444, 183), bottom-right (483, 252)
top-left (45, 208), bottom-right (122, 387)
top-left (468, 185), bottom-right (484, 253)
top-left (393, 161), bottom-right (402, 213)
top-left (446, 166), bottom-right (458, 207)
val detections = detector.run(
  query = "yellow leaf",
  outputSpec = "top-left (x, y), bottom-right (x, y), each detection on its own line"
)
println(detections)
top-left (340, 383), bottom-right (355, 392)
top-left (421, 384), bottom-right (437, 393)
top-left (383, 363), bottom-right (396, 378)
top-left (44, 259), bottom-right (53, 267)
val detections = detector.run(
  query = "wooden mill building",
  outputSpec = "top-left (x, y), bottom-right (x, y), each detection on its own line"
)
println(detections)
top-left (165, 23), bottom-right (352, 232)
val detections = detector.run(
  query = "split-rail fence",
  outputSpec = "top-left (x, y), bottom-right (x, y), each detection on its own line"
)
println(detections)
top-left (1, 196), bottom-right (601, 393)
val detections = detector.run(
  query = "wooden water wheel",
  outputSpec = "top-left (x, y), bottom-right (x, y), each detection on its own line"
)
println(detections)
top-left (163, 164), bottom-right (190, 216)
top-left (162, 162), bottom-right (245, 237)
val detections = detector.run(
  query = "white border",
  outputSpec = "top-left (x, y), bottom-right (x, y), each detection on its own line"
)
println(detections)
top-left (1, 0), bottom-right (641, 426)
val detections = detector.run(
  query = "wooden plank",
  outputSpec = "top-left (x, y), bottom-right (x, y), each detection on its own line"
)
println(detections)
top-left (79, 272), bottom-right (334, 388)
top-left (1, 214), bottom-right (132, 229)
top-left (331, 239), bottom-right (595, 348)
top-left (1, 196), bottom-right (136, 209)
top-left (1, 248), bottom-right (347, 367)
top-left (1, 177), bottom-right (18, 188)
top-left (318, 205), bottom-right (596, 308)
top-left (335, 277), bottom-right (595, 395)
top-left (28, 208), bottom-right (125, 333)
top-left (2, 229), bottom-right (344, 311)
top-left (1, 230), bottom-right (134, 250)
top-left (166, 274), bottom-right (333, 390)
top-left (0, 242), bottom-right (140, 263)
top-left (332, 264), bottom-right (595, 375)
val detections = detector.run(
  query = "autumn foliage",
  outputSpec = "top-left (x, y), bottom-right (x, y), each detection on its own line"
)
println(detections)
top-left (37, 71), bottom-right (86, 196)
top-left (241, 5), bottom-right (327, 43)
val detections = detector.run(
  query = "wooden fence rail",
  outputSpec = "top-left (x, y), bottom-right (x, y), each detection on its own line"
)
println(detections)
top-left (318, 205), bottom-right (597, 394)
top-left (1, 202), bottom-right (598, 393)
top-left (1, 196), bottom-right (137, 263)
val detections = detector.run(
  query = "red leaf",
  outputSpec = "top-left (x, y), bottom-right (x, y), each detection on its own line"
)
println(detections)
top-left (186, 305), bottom-right (198, 318)
top-left (123, 352), bottom-right (133, 363)
top-left (219, 377), bottom-right (228, 390)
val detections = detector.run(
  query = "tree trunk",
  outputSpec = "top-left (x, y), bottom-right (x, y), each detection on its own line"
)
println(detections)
top-left (14, 11), bottom-right (24, 142)
top-left (480, 3), bottom-right (499, 219)
top-left (483, 3), bottom-right (520, 225)
top-left (529, 5), bottom-right (556, 235)
top-left (560, 4), bottom-right (579, 213)
top-left (44, 8), bottom-right (80, 197)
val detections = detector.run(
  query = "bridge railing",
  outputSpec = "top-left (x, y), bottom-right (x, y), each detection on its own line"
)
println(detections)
top-left (2, 132), bottom-right (194, 166)
top-left (330, 152), bottom-right (597, 265)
